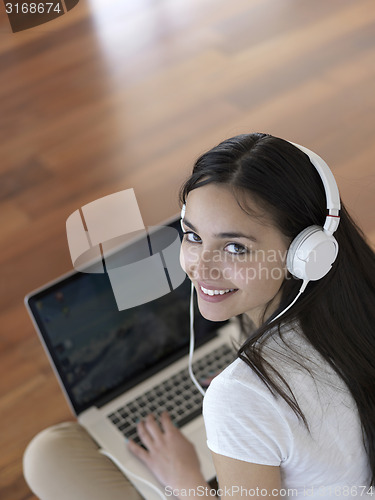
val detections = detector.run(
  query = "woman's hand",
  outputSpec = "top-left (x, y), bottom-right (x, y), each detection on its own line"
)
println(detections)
top-left (128, 411), bottom-right (207, 492)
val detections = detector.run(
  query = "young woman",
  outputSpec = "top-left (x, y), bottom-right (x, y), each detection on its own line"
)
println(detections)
top-left (127, 133), bottom-right (375, 498)
top-left (24, 133), bottom-right (375, 499)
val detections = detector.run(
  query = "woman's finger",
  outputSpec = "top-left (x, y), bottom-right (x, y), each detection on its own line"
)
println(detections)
top-left (160, 411), bottom-right (175, 434)
top-left (127, 439), bottom-right (150, 465)
top-left (136, 420), bottom-right (154, 449)
top-left (143, 414), bottom-right (164, 443)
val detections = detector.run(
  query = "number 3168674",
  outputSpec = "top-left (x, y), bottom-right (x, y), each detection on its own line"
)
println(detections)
top-left (5, 3), bottom-right (62, 14)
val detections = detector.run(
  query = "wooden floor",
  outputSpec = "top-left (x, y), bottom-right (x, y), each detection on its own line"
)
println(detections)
top-left (1, 0), bottom-right (374, 497)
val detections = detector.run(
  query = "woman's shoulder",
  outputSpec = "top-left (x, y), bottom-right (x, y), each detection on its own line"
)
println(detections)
top-left (261, 323), bottom-right (346, 387)
top-left (209, 322), bottom-right (351, 411)
top-left (217, 323), bottom-right (320, 382)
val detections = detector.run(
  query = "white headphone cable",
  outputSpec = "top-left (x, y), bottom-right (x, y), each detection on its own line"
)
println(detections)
top-left (269, 279), bottom-right (309, 323)
top-left (188, 282), bottom-right (206, 397)
top-left (98, 285), bottom-right (205, 500)
top-left (100, 280), bottom-right (307, 500)
top-left (187, 279), bottom-right (309, 395)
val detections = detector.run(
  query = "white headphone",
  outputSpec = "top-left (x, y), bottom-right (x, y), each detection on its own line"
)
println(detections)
top-left (181, 141), bottom-right (340, 282)
top-left (286, 142), bottom-right (340, 281)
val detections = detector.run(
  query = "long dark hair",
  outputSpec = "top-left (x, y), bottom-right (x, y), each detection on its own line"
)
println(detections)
top-left (179, 133), bottom-right (375, 484)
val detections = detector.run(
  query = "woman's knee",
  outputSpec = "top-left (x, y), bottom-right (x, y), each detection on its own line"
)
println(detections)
top-left (23, 422), bottom-right (142, 500)
top-left (23, 422), bottom-right (88, 491)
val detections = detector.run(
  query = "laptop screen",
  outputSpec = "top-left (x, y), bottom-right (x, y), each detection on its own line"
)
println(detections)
top-left (26, 218), bottom-right (227, 415)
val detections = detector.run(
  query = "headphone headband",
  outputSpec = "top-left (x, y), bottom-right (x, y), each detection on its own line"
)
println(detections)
top-left (289, 142), bottom-right (340, 235)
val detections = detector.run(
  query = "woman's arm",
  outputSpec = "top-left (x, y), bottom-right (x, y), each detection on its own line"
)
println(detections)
top-left (212, 452), bottom-right (281, 499)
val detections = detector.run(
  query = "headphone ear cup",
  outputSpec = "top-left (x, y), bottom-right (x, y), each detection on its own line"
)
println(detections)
top-left (287, 225), bottom-right (339, 281)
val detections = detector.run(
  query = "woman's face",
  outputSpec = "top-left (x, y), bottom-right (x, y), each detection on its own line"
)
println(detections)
top-left (180, 183), bottom-right (290, 326)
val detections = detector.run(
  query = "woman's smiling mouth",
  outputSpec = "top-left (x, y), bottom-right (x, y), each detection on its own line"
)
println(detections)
top-left (198, 282), bottom-right (238, 302)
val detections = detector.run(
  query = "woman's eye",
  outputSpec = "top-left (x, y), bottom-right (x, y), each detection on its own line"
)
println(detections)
top-left (183, 231), bottom-right (201, 243)
top-left (225, 243), bottom-right (248, 255)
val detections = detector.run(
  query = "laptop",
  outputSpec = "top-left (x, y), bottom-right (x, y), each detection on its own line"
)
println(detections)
top-left (25, 214), bottom-right (240, 499)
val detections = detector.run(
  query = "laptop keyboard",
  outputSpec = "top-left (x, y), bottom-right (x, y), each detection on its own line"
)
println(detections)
top-left (107, 343), bottom-right (234, 445)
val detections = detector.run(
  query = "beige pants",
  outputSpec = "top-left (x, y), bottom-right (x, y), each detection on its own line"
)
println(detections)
top-left (23, 422), bottom-right (143, 500)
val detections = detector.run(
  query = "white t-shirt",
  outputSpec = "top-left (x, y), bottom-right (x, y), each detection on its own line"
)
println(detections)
top-left (203, 326), bottom-right (372, 498)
